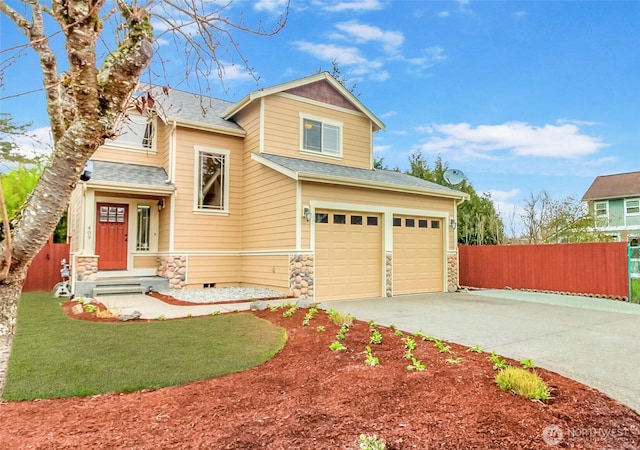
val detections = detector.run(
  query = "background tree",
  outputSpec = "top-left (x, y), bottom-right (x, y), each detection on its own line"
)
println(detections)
top-left (0, 0), bottom-right (289, 394)
top-left (405, 151), bottom-right (504, 245)
top-left (520, 190), bottom-right (611, 244)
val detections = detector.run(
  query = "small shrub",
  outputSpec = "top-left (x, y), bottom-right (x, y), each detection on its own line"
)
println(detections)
top-left (363, 346), bottom-right (379, 367)
top-left (446, 357), bottom-right (462, 365)
top-left (495, 366), bottom-right (551, 400)
top-left (302, 307), bottom-right (319, 326)
top-left (370, 330), bottom-right (383, 345)
top-left (358, 433), bottom-right (386, 450)
top-left (282, 305), bottom-right (298, 318)
top-left (394, 329), bottom-right (404, 337)
top-left (327, 309), bottom-right (354, 327)
top-left (329, 341), bottom-right (347, 352)
top-left (316, 326), bottom-right (326, 332)
top-left (83, 304), bottom-right (97, 313)
top-left (407, 357), bottom-right (425, 372)
top-left (520, 358), bottom-right (535, 369)
top-left (433, 339), bottom-right (453, 354)
top-left (402, 336), bottom-right (416, 350)
top-left (488, 352), bottom-right (507, 370)
top-left (466, 344), bottom-right (482, 353)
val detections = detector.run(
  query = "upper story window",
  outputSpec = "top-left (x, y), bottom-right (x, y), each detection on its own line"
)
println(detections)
top-left (105, 114), bottom-right (155, 151)
top-left (301, 114), bottom-right (342, 157)
top-left (195, 147), bottom-right (229, 213)
top-left (626, 199), bottom-right (640, 215)
top-left (594, 201), bottom-right (609, 227)
top-left (595, 201), bottom-right (608, 217)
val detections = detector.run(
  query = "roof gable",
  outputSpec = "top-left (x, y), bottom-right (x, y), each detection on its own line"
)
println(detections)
top-left (284, 79), bottom-right (360, 113)
top-left (223, 72), bottom-right (385, 132)
top-left (582, 171), bottom-right (640, 200)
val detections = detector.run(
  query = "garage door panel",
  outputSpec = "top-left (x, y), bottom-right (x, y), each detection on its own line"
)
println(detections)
top-left (315, 210), bottom-right (382, 301)
top-left (393, 215), bottom-right (444, 295)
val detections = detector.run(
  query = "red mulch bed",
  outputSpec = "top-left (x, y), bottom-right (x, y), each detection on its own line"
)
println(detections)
top-left (1, 301), bottom-right (639, 449)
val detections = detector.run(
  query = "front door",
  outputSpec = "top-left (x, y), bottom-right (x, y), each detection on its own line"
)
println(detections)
top-left (96, 203), bottom-right (129, 270)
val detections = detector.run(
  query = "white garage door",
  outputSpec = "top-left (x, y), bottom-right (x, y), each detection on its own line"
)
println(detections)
top-left (393, 215), bottom-right (444, 295)
top-left (315, 210), bottom-right (382, 301)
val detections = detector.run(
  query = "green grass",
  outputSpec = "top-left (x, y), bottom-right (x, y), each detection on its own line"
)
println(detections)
top-left (3, 292), bottom-right (286, 401)
top-left (631, 278), bottom-right (640, 304)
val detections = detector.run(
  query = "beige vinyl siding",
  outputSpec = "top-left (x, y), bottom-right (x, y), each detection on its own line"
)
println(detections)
top-left (234, 101), bottom-right (261, 153)
top-left (302, 182), bottom-right (457, 249)
top-left (156, 119), bottom-right (171, 172)
top-left (157, 199), bottom-right (171, 252)
top-left (133, 255), bottom-right (157, 269)
top-left (186, 255), bottom-right (242, 288)
top-left (242, 153), bottom-right (297, 251)
top-left (241, 254), bottom-right (290, 292)
top-left (93, 121), bottom-right (168, 168)
top-left (262, 95), bottom-right (372, 170)
top-left (172, 127), bottom-right (244, 251)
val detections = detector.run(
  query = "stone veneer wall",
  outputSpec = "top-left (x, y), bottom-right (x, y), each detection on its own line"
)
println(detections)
top-left (289, 254), bottom-right (314, 299)
top-left (385, 252), bottom-right (393, 297)
top-left (157, 255), bottom-right (187, 289)
top-left (447, 252), bottom-right (459, 292)
top-left (75, 256), bottom-right (99, 281)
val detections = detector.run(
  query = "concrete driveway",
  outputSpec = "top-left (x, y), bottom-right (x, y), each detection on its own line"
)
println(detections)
top-left (328, 289), bottom-right (640, 414)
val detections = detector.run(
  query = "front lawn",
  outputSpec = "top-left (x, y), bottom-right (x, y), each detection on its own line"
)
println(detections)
top-left (3, 292), bottom-right (286, 400)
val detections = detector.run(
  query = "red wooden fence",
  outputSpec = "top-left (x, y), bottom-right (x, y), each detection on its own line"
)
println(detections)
top-left (22, 241), bottom-right (70, 292)
top-left (459, 242), bottom-right (629, 299)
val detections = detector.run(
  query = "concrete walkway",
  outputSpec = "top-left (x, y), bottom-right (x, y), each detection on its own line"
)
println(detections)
top-left (96, 294), bottom-right (291, 320)
top-left (326, 290), bottom-right (640, 414)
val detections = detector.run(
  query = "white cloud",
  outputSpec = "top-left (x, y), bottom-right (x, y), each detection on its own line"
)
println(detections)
top-left (414, 121), bottom-right (608, 159)
top-left (218, 63), bottom-right (254, 82)
top-left (292, 41), bottom-right (368, 66)
top-left (4, 126), bottom-right (53, 160)
top-left (334, 21), bottom-right (404, 53)
top-left (374, 144), bottom-right (391, 153)
top-left (437, 11), bottom-right (450, 18)
top-left (318, 0), bottom-right (384, 12)
top-left (253, 0), bottom-right (289, 13)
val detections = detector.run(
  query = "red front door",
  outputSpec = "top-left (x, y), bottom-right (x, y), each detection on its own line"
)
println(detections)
top-left (96, 203), bottom-right (129, 270)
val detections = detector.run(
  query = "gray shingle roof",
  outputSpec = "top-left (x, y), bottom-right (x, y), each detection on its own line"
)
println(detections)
top-left (144, 86), bottom-right (244, 132)
top-left (90, 161), bottom-right (173, 188)
top-left (582, 171), bottom-right (640, 200)
top-left (256, 153), bottom-right (466, 198)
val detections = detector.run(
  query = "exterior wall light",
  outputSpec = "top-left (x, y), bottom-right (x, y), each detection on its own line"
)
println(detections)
top-left (450, 218), bottom-right (457, 229)
top-left (303, 206), bottom-right (312, 222)
top-left (157, 199), bottom-right (165, 212)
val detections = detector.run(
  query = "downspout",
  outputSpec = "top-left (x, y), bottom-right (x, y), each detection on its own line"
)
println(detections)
top-left (169, 120), bottom-right (177, 252)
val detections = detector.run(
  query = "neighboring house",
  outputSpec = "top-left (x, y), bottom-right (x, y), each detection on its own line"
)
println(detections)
top-left (68, 72), bottom-right (468, 301)
top-left (582, 170), bottom-right (640, 245)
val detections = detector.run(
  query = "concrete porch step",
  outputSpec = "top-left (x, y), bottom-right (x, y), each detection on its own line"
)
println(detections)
top-left (75, 276), bottom-right (170, 299)
top-left (92, 284), bottom-right (147, 297)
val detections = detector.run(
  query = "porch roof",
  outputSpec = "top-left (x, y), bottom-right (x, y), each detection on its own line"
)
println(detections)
top-left (87, 161), bottom-right (174, 194)
top-left (253, 153), bottom-right (468, 200)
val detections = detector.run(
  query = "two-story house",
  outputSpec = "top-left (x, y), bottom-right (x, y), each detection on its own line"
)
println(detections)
top-left (68, 72), bottom-right (468, 301)
top-left (582, 171), bottom-right (640, 246)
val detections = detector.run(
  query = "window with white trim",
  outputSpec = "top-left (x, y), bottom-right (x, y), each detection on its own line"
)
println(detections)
top-left (595, 201), bottom-right (608, 217)
top-left (195, 148), bottom-right (229, 212)
top-left (136, 205), bottom-right (151, 251)
top-left (626, 199), bottom-right (640, 215)
top-left (301, 115), bottom-right (342, 156)
top-left (105, 114), bottom-right (155, 151)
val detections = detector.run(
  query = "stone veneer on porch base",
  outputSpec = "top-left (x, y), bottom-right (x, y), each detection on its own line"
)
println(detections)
top-left (157, 256), bottom-right (187, 289)
top-left (289, 254), bottom-right (314, 300)
top-left (75, 256), bottom-right (99, 281)
top-left (447, 252), bottom-right (459, 292)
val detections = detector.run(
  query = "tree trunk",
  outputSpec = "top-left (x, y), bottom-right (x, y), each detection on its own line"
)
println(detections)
top-left (0, 264), bottom-right (28, 396)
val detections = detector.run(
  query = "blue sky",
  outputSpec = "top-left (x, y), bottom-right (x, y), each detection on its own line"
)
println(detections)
top-left (1, 0), bottom-right (639, 233)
